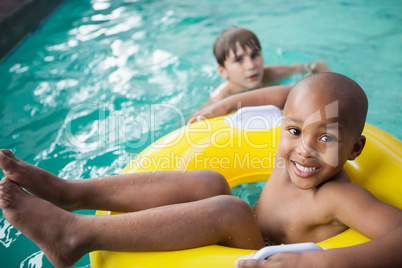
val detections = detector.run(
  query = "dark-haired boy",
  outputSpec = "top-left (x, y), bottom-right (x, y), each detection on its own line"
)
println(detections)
top-left (207, 26), bottom-right (330, 104)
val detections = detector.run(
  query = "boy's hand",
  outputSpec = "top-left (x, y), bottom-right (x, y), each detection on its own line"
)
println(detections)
top-left (236, 251), bottom-right (324, 268)
top-left (313, 62), bottom-right (331, 73)
top-left (236, 253), bottom-right (302, 268)
top-left (188, 85), bottom-right (291, 124)
top-left (188, 102), bottom-right (232, 124)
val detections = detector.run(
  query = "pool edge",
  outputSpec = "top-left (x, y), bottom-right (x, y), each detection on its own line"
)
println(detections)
top-left (0, 0), bottom-right (65, 61)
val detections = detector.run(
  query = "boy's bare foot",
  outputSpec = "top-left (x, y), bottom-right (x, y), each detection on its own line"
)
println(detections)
top-left (0, 149), bottom-right (73, 210)
top-left (0, 178), bottom-right (86, 268)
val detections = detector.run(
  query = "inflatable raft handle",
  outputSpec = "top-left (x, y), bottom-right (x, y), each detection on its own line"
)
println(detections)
top-left (236, 242), bottom-right (323, 263)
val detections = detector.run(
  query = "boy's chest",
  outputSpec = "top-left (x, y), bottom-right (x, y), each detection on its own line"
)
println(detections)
top-left (255, 181), bottom-right (343, 244)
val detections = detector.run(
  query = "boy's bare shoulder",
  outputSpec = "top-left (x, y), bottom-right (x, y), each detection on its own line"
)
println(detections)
top-left (316, 169), bottom-right (402, 239)
top-left (315, 169), bottom-right (381, 218)
top-left (317, 169), bottom-right (368, 201)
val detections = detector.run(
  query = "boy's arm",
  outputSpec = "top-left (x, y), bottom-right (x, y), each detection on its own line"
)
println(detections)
top-left (188, 85), bottom-right (291, 124)
top-left (328, 182), bottom-right (401, 242)
top-left (318, 226), bottom-right (402, 268)
top-left (306, 183), bottom-right (402, 268)
top-left (236, 183), bottom-right (402, 268)
top-left (320, 183), bottom-right (402, 267)
top-left (204, 82), bottom-right (233, 106)
top-left (237, 229), bottom-right (402, 268)
top-left (263, 62), bottom-right (331, 85)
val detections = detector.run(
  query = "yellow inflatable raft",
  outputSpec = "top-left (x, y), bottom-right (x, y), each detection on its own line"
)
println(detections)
top-left (90, 107), bottom-right (402, 268)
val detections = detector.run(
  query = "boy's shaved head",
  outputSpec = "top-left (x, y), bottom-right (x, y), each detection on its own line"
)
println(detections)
top-left (286, 72), bottom-right (368, 138)
top-left (214, 26), bottom-right (261, 66)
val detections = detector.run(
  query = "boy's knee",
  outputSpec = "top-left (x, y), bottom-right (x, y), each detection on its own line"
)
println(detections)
top-left (214, 196), bottom-right (255, 224)
top-left (199, 170), bottom-right (231, 196)
top-left (212, 196), bottom-right (263, 249)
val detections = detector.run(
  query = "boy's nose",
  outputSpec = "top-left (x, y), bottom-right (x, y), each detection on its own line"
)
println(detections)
top-left (245, 57), bottom-right (256, 70)
top-left (295, 140), bottom-right (315, 158)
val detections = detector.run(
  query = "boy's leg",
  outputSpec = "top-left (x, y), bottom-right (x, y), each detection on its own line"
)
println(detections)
top-left (0, 149), bottom-right (231, 212)
top-left (0, 179), bottom-right (265, 268)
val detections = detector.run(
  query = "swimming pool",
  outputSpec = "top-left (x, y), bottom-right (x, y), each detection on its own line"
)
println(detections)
top-left (0, 0), bottom-right (401, 267)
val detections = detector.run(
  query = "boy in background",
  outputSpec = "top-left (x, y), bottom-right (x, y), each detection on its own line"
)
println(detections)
top-left (206, 26), bottom-right (330, 105)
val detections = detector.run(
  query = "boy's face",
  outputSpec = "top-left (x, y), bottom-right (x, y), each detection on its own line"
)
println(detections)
top-left (278, 83), bottom-right (364, 190)
top-left (218, 42), bottom-right (264, 90)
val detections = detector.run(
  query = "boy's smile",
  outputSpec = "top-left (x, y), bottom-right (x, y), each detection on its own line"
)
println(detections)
top-left (291, 160), bottom-right (320, 178)
top-left (219, 42), bottom-right (264, 90)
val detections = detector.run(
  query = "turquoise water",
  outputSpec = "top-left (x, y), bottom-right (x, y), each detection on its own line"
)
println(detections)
top-left (0, 0), bottom-right (401, 267)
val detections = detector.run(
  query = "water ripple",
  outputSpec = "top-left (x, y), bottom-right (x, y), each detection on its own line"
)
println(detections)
top-left (0, 216), bottom-right (21, 248)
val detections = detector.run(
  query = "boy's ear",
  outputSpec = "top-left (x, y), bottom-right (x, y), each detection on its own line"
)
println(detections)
top-left (217, 64), bottom-right (229, 79)
top-left (348, 135), bottom-right (366, 160)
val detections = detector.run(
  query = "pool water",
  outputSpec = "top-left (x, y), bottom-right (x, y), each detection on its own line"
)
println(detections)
top-left (0, 0), bottom-right (401, 267)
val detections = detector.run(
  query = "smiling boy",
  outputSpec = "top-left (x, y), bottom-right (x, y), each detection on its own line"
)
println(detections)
top-left (0, 73), bottom-right (401, 268)
top-left (238, 73), bottom-right (402, 267)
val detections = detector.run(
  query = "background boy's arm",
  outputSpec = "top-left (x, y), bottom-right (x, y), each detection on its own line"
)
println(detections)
top-left (188, 85), bottom-right (291, 124)
top-left (202, 82), bottom-right (232, 107)
top-left (263, 62), bottom-right (331, 85)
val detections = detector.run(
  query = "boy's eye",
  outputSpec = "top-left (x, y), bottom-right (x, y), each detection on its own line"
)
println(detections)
top-left (288, 128), bottom-right (301, 136)
top-left (320, 135), bottom-right (337, 142)
top-left (235, 57), bottom-right (243, 63)
top-left (251, 51), bottom-right (260, 58)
